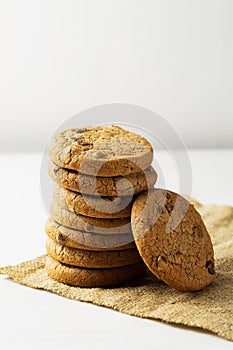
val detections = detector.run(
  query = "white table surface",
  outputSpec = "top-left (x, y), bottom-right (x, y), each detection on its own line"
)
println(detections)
top-left (0, 150), bottom-right (232, 350)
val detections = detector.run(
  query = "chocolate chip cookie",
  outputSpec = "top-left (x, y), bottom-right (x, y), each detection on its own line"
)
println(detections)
top-left (48, 126), bottom-right (153, 176)
top-left (45, 219), bottom-right (135, 250)
top-left (131, 189), bottom-right (215, 292)
top-left (45, 255), bottom-right (146, 287)
top-left (53, 183), bottom-right (132, 219)
top-left (50, 202), bottom-right (131, 234)
top-left (49, 160), bottom-right (157, 197)
top-left (46, 238), bottom-right (141, 268)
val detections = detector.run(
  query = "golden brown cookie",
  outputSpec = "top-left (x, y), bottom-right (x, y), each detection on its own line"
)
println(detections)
top-left (131, 189), bottom-right (216, 292)
top-left (46, 238), bottom-right (141, 268)
top-left (45, 219), bottom-right (135, 251)
top-left (53, 183), bottom-right (132, 219)
top-left (45, 255), bottom-right (147, 287)
top-left (49, 160), bottom-right (157, 197)
top-left (50, 202), bottom-right (131, 234)
top-left (48, 126), bottom-right (153, 176)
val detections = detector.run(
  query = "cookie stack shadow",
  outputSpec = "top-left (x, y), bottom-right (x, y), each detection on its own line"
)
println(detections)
top-left (45, 126), bottom-right (157, 287)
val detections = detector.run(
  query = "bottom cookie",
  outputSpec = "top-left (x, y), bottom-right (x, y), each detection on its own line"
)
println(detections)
top-left (45, 256), bottom-right (147, 287)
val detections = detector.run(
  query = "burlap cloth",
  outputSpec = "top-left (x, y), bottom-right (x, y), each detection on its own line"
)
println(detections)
top-left (0, 201), bottom-right (232, 341)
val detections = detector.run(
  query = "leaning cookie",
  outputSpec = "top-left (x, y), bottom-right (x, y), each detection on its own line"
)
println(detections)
top-left (45, 256), bottom-right (147, 287)
top-left (49, 160), bottom-right (157, 197)
top-left (50, 202), bottom-right (131, 234)
top-left (46, 238), bottom-right (141, 268)
top-left (131, 189), bottom-right (216, 292)
top-left (45, 219), bottom-right (135, 251)
top-left (53, 183), bottom-right (132, 219)
top-left (48, 126), bottom-right (153, 177)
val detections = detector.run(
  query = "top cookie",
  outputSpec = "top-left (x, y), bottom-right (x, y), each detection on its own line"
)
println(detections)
top-left (131, 189), bottom-right (216, 292)
top-left (48, 126), bottom-right (153, 177)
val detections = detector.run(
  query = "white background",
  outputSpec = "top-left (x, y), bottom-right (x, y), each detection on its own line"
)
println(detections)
top-left (0, 0), bottom-right (233, 151)
top-left (0, 1), bottom-right (233, 349)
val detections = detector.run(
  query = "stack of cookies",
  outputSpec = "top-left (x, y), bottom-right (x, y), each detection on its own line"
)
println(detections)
top-left (45, 126), bottom-right (157, 287)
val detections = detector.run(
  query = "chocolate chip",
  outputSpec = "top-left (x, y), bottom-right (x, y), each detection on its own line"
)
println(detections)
top-left (76, 138), bottom-right (91, 146)
top-left (192, 225), bottom-right (203, 238)
top-left (164, 192), bottom-right (174, 213)
top-left (156, 256), bottom-right (168, 271)
top-left (175, 250), bottom-right (182, 255)
top-left (165, 203), bottom-right (174, 213)
top-left (78, 128), bottom-right (89, 133)
top-left (158, 256), bottom-right (167, 263)
top-left (53, 166), bottom-right (61, 175)
top-left (58, 233), bottom-right (65, 242)
top-left (206, 260), bottom-right (215, 275)
top-left (165, 192), bottom-right (171, 200)
top-left (101, 196), bottom-right (115, 202)
top-left (70, 128), bottom-right (88, 136)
